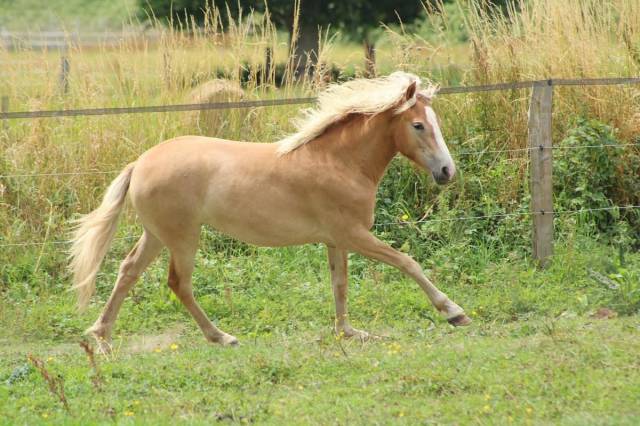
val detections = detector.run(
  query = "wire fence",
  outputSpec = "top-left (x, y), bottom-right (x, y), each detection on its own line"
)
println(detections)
top-left (2, 142), bottom-right (639, 179)
top-left (2, 205), bottom-right (639, 249)
top-left (0, 170), bottom-right (121, 179)
top-left (0, 236), bottom-right (137, 248)
top-left (2, 76), bottom-right (640, 253)
top-left (1, 77), bottom-right (639, 120)
top-left (0, 97), bottom-right (316, 120)
top-left (374, 205), bottom-right (640, 227)
top-left (1, 30), bottom-right (166, 51)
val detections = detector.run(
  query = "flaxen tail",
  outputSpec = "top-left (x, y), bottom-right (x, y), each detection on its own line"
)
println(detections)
top-left (69, 162), bottom-right (136, 311)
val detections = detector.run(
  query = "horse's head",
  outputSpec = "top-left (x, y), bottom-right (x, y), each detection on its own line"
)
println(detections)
top-left (392, 82), bottom-right (455, 185)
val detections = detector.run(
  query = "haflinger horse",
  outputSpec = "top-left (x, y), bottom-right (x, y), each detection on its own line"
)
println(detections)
top-left (70, 71), bottom-right (470, 350)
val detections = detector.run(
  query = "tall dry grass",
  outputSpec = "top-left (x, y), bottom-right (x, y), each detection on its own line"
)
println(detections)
top-left (464, 0), bottom-right (640, 143)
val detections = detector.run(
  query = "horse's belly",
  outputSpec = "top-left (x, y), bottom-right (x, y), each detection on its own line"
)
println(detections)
top-left (205, 214), bottom-right (324, 247)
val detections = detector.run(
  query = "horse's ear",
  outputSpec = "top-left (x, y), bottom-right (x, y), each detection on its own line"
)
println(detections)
top-left (405, 81), bottom-right (417, 101)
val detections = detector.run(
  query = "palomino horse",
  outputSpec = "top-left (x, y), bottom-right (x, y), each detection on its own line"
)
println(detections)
top-left (70, 71), bottom-right (470, 349)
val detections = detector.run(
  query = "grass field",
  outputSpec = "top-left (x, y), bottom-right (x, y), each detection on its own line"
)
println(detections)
top-left (2, 0), bottom-right (640, 424)
top-left (2, 234), bottom-right (640, 424)
top-left (2, 316), bottom-right (639, 424)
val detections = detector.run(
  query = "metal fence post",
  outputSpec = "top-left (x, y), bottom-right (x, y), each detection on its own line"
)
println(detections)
top-left (1, 96), bottom-right (8, 130)
top-left (528, 80), bottom-right (554, 267)
top-left (60, 54), bottom-right (70, 94)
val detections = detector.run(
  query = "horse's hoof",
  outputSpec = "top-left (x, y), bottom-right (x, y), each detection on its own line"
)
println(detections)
top-left (350, 330), bottom-right (372, 342)
top-left (219, 334), bottom-right (239, 346)
top-left (337, 328), bottom-right (376, 342)
top-left (85, 328), bottom-right (113, 354)
top-left (447, 314), bottom-right (472, 327)
top-left (91, 337), bottom-right (113, 355)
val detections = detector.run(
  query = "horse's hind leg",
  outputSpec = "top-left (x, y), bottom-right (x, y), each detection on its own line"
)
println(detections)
top-left (167, 243), bottom-right (238, 346)
top-left (86, 230), bottom-right (163, 350)
top-left (327, 246), bottom-right (371, 341)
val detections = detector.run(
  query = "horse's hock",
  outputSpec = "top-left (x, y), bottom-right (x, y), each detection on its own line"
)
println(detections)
top-left (187, 79), bottom-right (245, 134)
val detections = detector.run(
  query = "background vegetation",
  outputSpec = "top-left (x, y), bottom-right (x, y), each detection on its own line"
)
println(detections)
top-left (1, 0), bottom-right (639, 424)
top-left (0, 0), bottom-right (138, 32)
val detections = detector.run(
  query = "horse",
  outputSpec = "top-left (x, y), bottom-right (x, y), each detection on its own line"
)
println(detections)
top-left (70, 71), bottom-right (471, 350)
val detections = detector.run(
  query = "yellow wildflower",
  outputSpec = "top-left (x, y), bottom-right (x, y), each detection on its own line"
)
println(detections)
top-left (170, 343), bottom-right (178, 351)
top-left (483, 405), bottom-right (491, 413)
top-left (154, 348), bottom-right (162, 353)
top-left (124, 411), bottom-right (134, 417)
top-left (41, 413), bottom-right (49, 419)
top-left (401, 214), bottom-right (409, 221)
top-left (526, 407), bottom-right (533, 415)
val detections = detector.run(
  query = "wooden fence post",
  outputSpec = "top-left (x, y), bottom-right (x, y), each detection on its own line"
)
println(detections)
top-left (364, 40), bottom-right (376, 78)
top-left (60, 54), bottom-right (70, 94)
top-left (264, 47), bottom-right (273, 86)
top-left (1, 95), bottom-right (8, 130)
top-left (163, 51), bottom-right (172, 90)
top-left (528, 80), bottom-right (554, 267)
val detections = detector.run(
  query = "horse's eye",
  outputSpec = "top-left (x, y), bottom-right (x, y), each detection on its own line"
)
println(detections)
top-left (412, 122), bottom-right (425, 131)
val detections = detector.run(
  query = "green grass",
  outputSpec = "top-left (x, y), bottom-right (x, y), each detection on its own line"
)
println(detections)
top-left (2, 316), bottom-right (638, 424)
top-left (1, 233), bottom-right (639, 424)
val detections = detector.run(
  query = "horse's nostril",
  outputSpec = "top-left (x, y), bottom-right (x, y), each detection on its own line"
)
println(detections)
top-left (441, 166), bottom-right (450, 178)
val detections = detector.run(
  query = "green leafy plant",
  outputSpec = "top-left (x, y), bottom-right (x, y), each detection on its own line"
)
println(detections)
top-left (554, 118), bottom-right (624, 236)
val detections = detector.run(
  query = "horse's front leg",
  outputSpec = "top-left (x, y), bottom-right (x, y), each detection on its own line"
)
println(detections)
top-left (327, 245), bottom-right (371, 341)
top-left (346, 232), bottom-right (471, 326)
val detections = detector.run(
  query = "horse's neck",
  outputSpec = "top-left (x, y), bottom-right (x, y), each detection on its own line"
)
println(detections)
top-left (310, 113), bottom-right (398, 185)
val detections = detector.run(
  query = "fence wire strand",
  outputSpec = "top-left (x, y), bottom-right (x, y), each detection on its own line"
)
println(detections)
top-left (0, 236), bottom-right (138, 248)
top-left (1, 77), bottom-right (639, 120)
top-left (2, 142), bottom-right (640, 179)
top-left (3, 205), bottom-right (639, 249)
top-left (0, 170), bottom-right (120, 178)
top-left (374, 205), bottom-right (640, 228)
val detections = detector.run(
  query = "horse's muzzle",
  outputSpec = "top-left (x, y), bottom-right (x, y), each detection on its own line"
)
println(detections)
top-left (432, 166), bottom-right (453, 185)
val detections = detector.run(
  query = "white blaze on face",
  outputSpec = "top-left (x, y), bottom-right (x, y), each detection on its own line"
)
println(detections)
top-left (425, 106), bottom-right (455, 176)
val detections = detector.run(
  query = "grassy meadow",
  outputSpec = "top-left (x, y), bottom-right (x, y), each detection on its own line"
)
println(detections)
top-left (2, 0), bottom-right (640, 424)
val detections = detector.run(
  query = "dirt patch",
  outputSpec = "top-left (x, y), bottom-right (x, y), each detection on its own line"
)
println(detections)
top-left (590, 308), bottom-right (618, 320)
top-left (124, 324), bottom-right (186, 354)
top-left (0, 325), bottom-right (190, 361)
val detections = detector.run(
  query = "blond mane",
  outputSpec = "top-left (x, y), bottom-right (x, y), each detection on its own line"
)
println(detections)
top-left (276, 71), bottom-right (438, 156)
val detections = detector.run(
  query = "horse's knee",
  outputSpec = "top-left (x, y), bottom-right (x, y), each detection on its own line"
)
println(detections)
top-left (399, 255), bottom-right (422, 277)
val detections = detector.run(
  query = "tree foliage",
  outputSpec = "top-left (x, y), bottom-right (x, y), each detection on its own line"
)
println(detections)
top-left (139, 1), bottom-right (519, 74)
top-left (139, 0), bottom-right (426, 40)
top-left (139, 0), bottom-right (430, 73)
top-left (262, 1), bottom-right (426, 41)
top-left (139, 0), bottom-right (238, 26)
